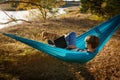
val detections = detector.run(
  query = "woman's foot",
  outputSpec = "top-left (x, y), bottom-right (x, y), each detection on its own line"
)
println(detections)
top-left (67, 45), bottom-right (76, 50)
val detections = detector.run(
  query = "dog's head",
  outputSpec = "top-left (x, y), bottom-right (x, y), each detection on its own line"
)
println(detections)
top-left (41, 31), bottom-right (60, 41)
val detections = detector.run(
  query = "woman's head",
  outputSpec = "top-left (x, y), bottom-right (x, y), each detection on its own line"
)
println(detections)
top-left (85, 35), bottom-right (100, 50)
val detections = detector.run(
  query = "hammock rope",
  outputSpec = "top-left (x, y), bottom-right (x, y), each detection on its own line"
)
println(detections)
top-left (1, 14), bottom-right (120, 63)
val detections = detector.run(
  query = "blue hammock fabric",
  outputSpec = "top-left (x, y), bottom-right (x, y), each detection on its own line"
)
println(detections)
top-left (2, 14), bottom-right (120, 63)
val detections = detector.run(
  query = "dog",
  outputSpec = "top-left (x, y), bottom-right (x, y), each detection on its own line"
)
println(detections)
top-left (41, 31), bottom-right (60, 41)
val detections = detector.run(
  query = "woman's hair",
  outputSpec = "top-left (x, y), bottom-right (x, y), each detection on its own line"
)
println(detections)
top-left (85, 35), bottom-right (100, 49)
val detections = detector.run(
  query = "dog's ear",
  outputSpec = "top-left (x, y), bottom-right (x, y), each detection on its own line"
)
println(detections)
top-left (41, 32), bottom-right (43, 38)
top-left (41, 31), bottom-right (46, 37)
top-left (41, 31), bottom-right (49, 41)
top-left (41, 31), bottom-right (46, 35)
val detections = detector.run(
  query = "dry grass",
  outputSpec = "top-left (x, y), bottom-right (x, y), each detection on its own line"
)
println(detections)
top-left (0, 9), bottom-right (120, 80)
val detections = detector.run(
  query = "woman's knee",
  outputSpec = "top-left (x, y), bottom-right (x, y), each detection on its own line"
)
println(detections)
top-left (69, 32), bottom-right (76, 36)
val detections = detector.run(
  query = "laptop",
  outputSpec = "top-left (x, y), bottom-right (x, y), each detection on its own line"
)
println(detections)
top-left (54, 36), bottom-right (67, 48)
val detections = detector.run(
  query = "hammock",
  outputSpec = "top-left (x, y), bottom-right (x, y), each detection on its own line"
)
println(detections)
top-left (1, 14), bottom-right (120, 63)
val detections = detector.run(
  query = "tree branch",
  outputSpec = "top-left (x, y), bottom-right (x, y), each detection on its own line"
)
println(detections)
top-left (0, 0), bottom-right (42, 7)
top-left (0, 19), bottom-right (31, 24)
top-left (0, 8), bottom-right (31, 24)
top-left (1, 9), bottom-right (15, 21)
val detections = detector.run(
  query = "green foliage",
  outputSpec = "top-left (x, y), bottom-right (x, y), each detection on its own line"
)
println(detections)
top-left (17, 0), bottom-right (65, 20)
top-left (80, 0), bottom-right (120, 18)
top-left (11, 2), bottom-right (19, 8)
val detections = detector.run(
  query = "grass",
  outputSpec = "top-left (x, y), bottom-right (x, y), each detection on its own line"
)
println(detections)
top-left (0, 8), bottom-right (120, 80)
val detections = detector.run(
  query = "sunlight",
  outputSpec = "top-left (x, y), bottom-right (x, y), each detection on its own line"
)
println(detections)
top-left (0, 10), bottom-right (29, 29)
top-left (0, 8), bottom-right (66, 29)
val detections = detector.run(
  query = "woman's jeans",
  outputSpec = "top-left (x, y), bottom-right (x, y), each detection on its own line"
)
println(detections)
top-left (65, 32), bottom-right (76, 46)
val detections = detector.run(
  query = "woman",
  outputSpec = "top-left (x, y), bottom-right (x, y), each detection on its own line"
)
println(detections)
top-left (48, 32), bottom-right (100, 52)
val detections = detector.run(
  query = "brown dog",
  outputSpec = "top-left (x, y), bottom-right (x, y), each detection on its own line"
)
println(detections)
top-left (41, 31), bottom-right (60, 41)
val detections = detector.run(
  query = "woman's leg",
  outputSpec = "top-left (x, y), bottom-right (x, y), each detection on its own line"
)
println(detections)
top-left (65, 32), bottom-right (76, 48)
top-left (48, 32), bottom-right (76, 49)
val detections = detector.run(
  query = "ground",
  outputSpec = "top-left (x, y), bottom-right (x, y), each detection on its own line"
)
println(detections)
top-left (0, 8), bottom-right (120, 80)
